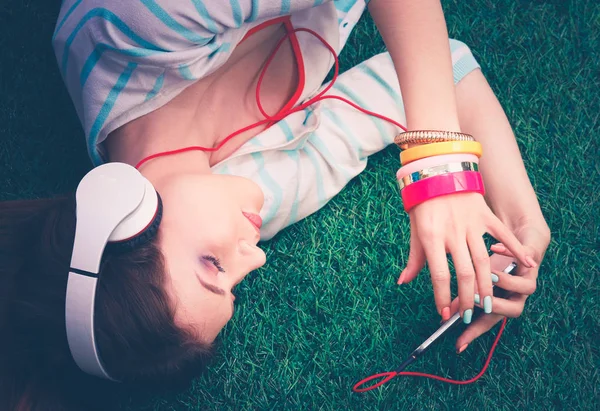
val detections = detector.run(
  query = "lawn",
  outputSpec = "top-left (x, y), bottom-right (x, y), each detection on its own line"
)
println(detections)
top-left (0, 0), bottom-right (598, 410)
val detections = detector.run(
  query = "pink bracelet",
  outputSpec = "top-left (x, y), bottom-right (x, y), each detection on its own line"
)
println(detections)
top-left (396, 153), bottom-right (480, 181)
top-left (401, 170), bottom-right (485, 212)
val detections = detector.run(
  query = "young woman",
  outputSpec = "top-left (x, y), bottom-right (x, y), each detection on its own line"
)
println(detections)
top-left (0, 0), bottom-right (550, 409)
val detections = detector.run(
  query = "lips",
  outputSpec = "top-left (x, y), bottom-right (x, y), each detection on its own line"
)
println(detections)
top-left (242, 211), bottom-right (262, 233)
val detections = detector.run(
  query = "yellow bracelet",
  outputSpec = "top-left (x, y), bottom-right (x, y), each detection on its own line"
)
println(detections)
top-left (400, 141), bottom-right (483, 165)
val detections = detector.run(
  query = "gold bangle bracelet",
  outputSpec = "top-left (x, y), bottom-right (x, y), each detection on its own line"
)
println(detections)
top-left (398, 161), bottom-right (479, 190)
top-left (394, 130), bottom-right (475, 149)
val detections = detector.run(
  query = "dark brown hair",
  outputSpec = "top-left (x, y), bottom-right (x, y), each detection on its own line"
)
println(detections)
top-left (0, 195), bottom-right (214, 411)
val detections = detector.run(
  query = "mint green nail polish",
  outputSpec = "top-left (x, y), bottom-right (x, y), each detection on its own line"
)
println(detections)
top-left (463, 309), bottom-right (473, 324)
top-left (484, 296), bottom-right (493, 314)
top-left (474, 294), bottom-right (480, 304)
top-left (491, 273), bottom-right (499, 283)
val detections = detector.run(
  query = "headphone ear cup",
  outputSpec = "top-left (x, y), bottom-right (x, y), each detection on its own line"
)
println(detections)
top-left (105, 193), bottom-right (163, 254)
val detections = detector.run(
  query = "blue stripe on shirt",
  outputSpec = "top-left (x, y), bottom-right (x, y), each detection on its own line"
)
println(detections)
top-left (140, 0), bottom-right (212, 45)
top-left (285, 150), bottom-right (301, 225)
top-left (80, 44), bottom-right (159, 87)
top-left (308, 132), bottom-right (352, 181)
top-left (251, 152), bottom-right (283, 224)
top-left (277, 120), bottom-right (295, 142)
top-left (229, 0), bottom-right (243, 27)
top-left (145, 73), bottom-right (165, 101)
top-left (358, 64), bottom-right (403, 107)
top-left (281, 0), bottom-right (291, 14)
top-left (53, 0), bottom-right (83, 40)
top-left (88, 62), bottom-right (138, 165)
top-left (62, 8), bottom-right (164, 75)
top-left (190, 0), bottom-right (219, 33)
top-left (208, 42), bottom-right (231, 58)
top-left (333, 82), bottom-right (390, 145)
top-left (248, 0), bottom-right (260, 21)
top-left (334, 0), bottom-right (356, 13)
top-left (320, 107), bottom-right (363, 157)
top-left (301, 145), bottom-right (326, 207)
top-left (178, 65), bottom-right (196, 80)
top-left (213, 164), bottom-right (232, 175)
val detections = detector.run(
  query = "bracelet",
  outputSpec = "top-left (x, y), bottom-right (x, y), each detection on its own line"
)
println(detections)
top-left (398, 161), bottom-right (479, 190)
top-left (396, 153), bottom-right (480, 181)
top-left (400, 141), bottom-right (483, 165)
top-left (401, 170), bottom-right (485, 212)
top-left (394, 130), bottom-right (475, 149)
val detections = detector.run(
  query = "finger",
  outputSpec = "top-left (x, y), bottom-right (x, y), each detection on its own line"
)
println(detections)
top-left (422, 238), bottom-right (452, 319)
top-left (449, 242), bottom-right (476, 324)
top-left (449, 274), bottom-right (485, 316)
top-left (487, 216), bottom-right (537, 269)
top-left (473, 294), bottom-right (527, 318)
top-left (398, 231), bottom-right (426, 285)
top-left (491, 268), bottom-right (538, 295)
top-left (456, 312), bottom-right (504, 351)
top-left (468, 233), bottom-right (494, 314)
top-left (490, 242), bottom-right (513, 256)
top-left (490, 242), bottom-right (507, 253)
top-left (450, 295), bottom-right (460, 315)
top-left (490, 242), bottom-right (515, 258)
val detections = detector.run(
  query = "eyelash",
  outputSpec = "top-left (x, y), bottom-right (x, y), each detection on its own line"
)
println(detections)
top-left (202, 255), bottom-right (225, 273)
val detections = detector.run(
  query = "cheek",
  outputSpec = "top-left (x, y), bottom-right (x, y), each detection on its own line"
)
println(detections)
top-left (192, 295), bottom-right (233, 341)
top-left (212, 175), bottom-right (264, 209)
top-left (194, 208), bottom-right (239, 246)
top-left (179, 193), bottom-right (240, 243)
top-left (173, 281), bottom-right (232, 340)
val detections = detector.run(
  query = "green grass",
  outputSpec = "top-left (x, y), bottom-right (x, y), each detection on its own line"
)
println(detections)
top-left (1, 0), bottom-right (599, 409)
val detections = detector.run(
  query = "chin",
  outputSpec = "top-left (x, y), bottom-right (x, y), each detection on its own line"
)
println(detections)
top-left (255, 248), bottom-right (267, 268)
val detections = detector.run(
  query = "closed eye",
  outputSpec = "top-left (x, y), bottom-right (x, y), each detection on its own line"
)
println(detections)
top-left (202, 255), bottom-right (225, 273)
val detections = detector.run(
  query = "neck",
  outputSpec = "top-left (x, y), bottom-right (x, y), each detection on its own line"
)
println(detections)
top-left (137, 150), bottom-right (213, 187)
top-left (103, 21), bottom-right (296, 172)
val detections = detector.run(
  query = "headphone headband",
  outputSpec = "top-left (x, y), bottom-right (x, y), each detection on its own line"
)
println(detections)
top-left (65, 163), bottom-right (161, 381)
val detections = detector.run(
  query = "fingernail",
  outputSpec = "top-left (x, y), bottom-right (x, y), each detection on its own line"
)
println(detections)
top-left (397, 270), bottom-right (406, 285)
top-left (457, 343), bottom-right (469, 354)
top-left (525, 256), bottom-right (538, 268)
top-left (491, 273), bottom-right (499, 283)
top-left (491, 243), bottom-right (506, 252)
top-left (483, 296), bottom-right (493, 314)
top-left (441, 307), bottom-right (450, 321)
top-left (474, 294), bottom-right (480, 305)
top-left (463, 309), bottom-right (473, 324)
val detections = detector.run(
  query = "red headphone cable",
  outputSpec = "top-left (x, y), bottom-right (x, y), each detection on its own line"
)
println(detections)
top-left (133, 24), bottom-right (509, 392)
top-left (135, 27), bottom-right (406, 170)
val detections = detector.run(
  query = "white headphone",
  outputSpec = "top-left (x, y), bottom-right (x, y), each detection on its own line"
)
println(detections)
top-left (65, 162), bottom-right (162, 381)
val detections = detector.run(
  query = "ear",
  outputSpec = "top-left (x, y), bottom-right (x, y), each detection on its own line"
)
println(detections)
top-left (105, 193), bottom-right (163, 254)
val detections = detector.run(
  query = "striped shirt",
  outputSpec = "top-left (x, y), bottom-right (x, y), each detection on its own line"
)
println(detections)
top-left (52, 1), bottom-right (481, 240)
top-left (52, 0), bottom-right (369, 165)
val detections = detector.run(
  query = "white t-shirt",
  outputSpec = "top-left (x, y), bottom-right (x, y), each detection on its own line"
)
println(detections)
top-left (52, 0), bottom-right (481, 240)
top-left (52, 0), bottom-right (370, 165)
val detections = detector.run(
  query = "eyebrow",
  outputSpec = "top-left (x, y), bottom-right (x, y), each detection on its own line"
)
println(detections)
top-left (195, 271), bottom-right (226, 296)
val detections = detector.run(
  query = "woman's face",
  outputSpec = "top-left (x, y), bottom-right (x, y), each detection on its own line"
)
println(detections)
top-left (155, 173), bottom-right (266, 342)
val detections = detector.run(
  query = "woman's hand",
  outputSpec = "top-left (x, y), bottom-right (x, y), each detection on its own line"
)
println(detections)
top-left (451, 224), bottom-right (551, 351)
top-left (397, 192), bottom-right (538, 323)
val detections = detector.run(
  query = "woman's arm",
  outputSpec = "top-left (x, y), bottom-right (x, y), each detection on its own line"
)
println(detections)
top-left (368, 0), bottom-right (461, 131)
top-left (455, 70), bottom-right (550, 234)
top-left (368, 0), bottom-right (536, 325)
top-left (450, 70), bottom-right (550, 348)
top-left (368, 0), bottom-right (548, 234)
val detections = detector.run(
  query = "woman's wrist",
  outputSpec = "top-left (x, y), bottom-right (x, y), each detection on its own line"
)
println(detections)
top-left (369, 0), bottom-right (461, 137)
